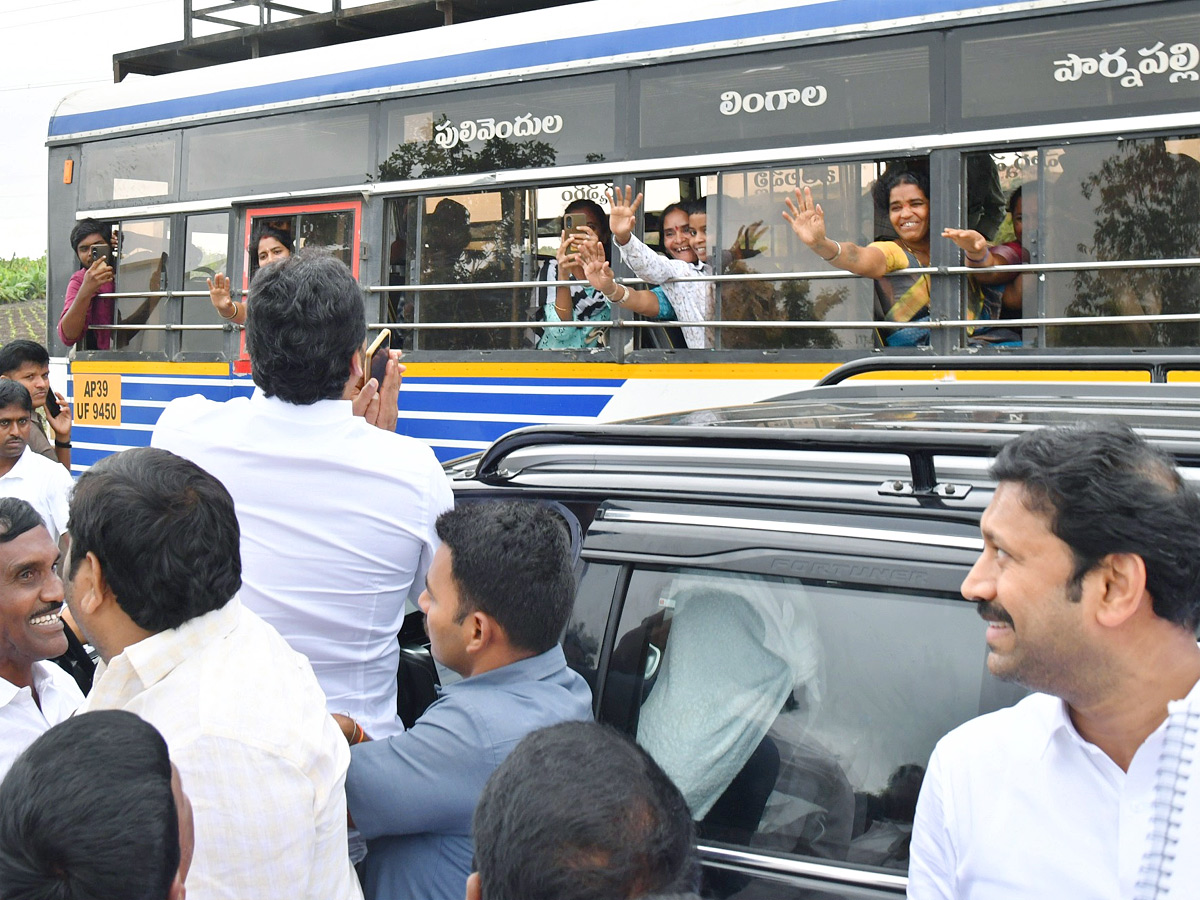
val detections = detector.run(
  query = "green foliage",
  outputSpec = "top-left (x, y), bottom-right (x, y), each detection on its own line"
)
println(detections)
top-left (0, 256), bottom-right (47, 305)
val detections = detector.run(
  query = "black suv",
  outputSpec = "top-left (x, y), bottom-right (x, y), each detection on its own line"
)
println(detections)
top-left (435, 356), bottom-right (1200, 899)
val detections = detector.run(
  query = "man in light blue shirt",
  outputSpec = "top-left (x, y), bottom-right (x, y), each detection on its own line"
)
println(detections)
top-left (342, 501), bottom-right (593, 900)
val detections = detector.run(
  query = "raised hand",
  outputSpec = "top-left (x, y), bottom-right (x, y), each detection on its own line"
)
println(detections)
top-left (81, 256), bottom-right (114, 294)
top-left (207, 273), bottom-right (236, 317)
top-left (942, 228), bottom-right (989, 260)
top-left (782, 187), bottom-right (828, 249)
top-left (556, 229), bottom-right (583, 278)
top-left (47, 392), bottom-right (72, 441)
top-left (606, 186), bottom-right (643, 245)
top-left (731, 220), bottom-right (767, 261)
top-left (579, 239), bottom-right (617, 294)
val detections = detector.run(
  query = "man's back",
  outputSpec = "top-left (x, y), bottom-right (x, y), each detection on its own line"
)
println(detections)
top-left (82, 598), bottom-right (361, 900)
top-left (153, 389), bottom-right (452, 737)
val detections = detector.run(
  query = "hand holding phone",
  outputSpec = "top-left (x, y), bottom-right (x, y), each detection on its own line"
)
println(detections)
top-left (365, 329), bottom-right (392, 386)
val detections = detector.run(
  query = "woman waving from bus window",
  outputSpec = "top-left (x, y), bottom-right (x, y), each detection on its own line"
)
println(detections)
top-left (784, 171), bottom-right (1003, 347)
top-left (608, 187), bottom-right (713, 350)
top-left (539, 227), bottom-right (675, 350)
top-left (207, 223), bottom-right (294, 326)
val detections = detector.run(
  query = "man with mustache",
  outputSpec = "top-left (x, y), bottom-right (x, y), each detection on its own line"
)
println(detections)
top-left (907, 423), bottom-right (1200, 899)
top-left (0, 497), bottom-right (82, 779)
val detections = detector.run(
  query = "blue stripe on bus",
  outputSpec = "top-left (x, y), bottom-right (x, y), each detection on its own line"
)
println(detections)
top-left (405, 377), bottom-right (624, 388)
top-left (74, 426), bottom-right (153, 447)
top-left (68, 382), bottom-right (249, 404)
top-left (400, 391), bottom-right (611, 417)
top-left (398, 418), bottom-right (541, 443)
top-left (429, 446), bottom-right (481, 463)
top-left (50, 0), bottom-right (986, 136)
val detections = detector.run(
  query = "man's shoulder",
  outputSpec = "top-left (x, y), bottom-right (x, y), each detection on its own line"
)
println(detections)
top-left (15, 448), bottom-right (72, 485)
top-left (934, 692), bottom-right (1057, 761)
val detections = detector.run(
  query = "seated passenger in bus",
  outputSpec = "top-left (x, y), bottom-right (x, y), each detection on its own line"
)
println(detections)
top-left (58, 219), bottom-right (115, 351)
top-left (538, 228), bottom-right (675, 350)
top-left (783, 172), bottom-right (1007, 347)
top-left (608, 187), bottom-right (713, 349)
top-left (945, 185), bottom-right (1031, 340)
top-left (207, 223), bottom-right (294, 326)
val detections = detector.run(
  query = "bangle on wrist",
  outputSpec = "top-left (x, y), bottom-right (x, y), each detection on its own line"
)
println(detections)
top-left (820, 240), bottom-right (842, 262)
top-left (55, 439), bottom-right (72, 449)
top-left (965, 251), bottom-right (988, 263)
top-left (218, 300), bottom-right (239, 320)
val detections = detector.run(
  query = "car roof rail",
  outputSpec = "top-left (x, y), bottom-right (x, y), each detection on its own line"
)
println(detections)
top-left (814, 354), bottom-right (1200, 387)
top-left (474, 422), bottom-right (1200, 494)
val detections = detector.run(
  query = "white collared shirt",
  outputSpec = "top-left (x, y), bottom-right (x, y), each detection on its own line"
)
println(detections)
top-left (0, 446), bottom-right (74, 542)
top-left (907, 685), bottom-right (1199, 899)
top-left (617, 233), bottom-right (713, 349)
top-left (0, 660), bottom-right (84, 779)
top-left (151, 389), bottom-right (453, 738)
top-left (82, 599), bottom-right (362, 900)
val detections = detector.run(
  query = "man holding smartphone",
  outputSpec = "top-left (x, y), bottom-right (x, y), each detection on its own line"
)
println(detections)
top-left (152, 254), bottom-right (453, 742)
top-left (0, 341), bottom-right (72, 471)
top-left (58, 219), bottom-right (116, 351)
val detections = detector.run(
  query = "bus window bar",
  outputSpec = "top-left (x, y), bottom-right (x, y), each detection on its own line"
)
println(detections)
top-left (86, 307), bottom-right (1200, 337)
top-left (365, 256), bottom-right (1200, 292)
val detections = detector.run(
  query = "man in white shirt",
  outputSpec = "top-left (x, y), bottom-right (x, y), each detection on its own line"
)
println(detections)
top-left (69, 447), bottom-right (362, 900)
top-left (0, 381), bottom-right (73, 544)
top-left (907, 423), bottom-right (1200, 900)
top-left (0, 497), bottom-right (82, 779)
top-left (153, 253), bottom-right (452, 739)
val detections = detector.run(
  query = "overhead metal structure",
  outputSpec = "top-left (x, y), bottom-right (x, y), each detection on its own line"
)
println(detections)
top-left (114, 0), bottom-right (581, 80)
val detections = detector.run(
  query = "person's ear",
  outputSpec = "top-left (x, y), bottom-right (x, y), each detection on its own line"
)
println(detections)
top-left (465, 611), bottom-right (498, 655)
top-left (73, 551), bottom-right (109, 616)
top-left (1093, 552), bottom-right (1147, 629)
top-left (349, 348), bottom-right (364, 382)
top-left (466, 871), bottom-right (482, 900)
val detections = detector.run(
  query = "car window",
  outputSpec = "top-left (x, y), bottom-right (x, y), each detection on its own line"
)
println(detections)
top-left (602, 564), bottom-right (1025, 876)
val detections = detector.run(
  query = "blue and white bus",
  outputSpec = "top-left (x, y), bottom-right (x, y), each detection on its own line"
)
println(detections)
top-left (47, 0), bottom-right (1200, 469)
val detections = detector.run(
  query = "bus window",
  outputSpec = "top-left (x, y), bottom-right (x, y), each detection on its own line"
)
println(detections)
top-left (1040, 135), bottom-right (1200, 348)
top-left (969, 137), bottom-right (1200, 349)
top-left (530, 184), bottom-right (613, 351)
top-left (414, 189), bottom-right (532, 352)
top-left (716, 160), bottom-right (928, 352)
top-left (383, 198), bottom-right (417, 347)
top-left (112, 217), bottom-right (170, 353)
top-left (182, 213), bottom-right (230, 355)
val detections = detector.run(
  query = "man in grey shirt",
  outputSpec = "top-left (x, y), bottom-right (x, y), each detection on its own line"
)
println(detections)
top-left (341, 501), bottom-right (593, 900)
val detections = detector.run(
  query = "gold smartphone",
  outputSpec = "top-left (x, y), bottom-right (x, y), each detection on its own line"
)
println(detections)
top-left (364, 329), bottom-right (392, 385)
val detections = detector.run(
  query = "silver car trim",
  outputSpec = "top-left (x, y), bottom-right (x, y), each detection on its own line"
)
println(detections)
top-left (599, 508), bottom-right (984, 551)
top-left (699, 844), bottom-right (908, 890)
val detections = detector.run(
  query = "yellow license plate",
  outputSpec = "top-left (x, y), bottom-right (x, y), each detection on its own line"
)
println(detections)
top-left (72, 374), bottom-right (122, 426)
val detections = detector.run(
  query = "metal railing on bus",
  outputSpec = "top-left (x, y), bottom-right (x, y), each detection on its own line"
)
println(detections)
top-left (81, 254), bottom-right (1200, 338)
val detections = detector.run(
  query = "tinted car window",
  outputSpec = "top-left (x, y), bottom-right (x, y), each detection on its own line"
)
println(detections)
top-left (603, 564), bottom-right (1024, 880)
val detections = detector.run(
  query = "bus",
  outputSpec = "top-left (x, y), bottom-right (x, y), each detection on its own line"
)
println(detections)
top-left (46, 0), bottom-right (1200, 469)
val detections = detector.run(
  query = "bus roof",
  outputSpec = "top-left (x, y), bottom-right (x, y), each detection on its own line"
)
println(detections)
top-left (49, 0), bottom-right (1092, 143)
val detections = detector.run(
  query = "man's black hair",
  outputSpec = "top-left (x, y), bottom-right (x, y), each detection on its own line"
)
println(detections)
top-left (69, 218), bottom-right (111, 255)
top-left (871, 166), bottom-right (931, 215)
top-left (0, 340), bottom-right (49, 377)
top-left (0, 497), bottom-right (45, 545)
top-left (992, 421), bottom-right (1200, 628)
top-left (473, 721), bottom-right (699, 900)
top-left (68, 447), bottom-right (242, 633)
top-left (0, 380), bottom-right (33, 414)
top-left (245, 253), bottom-right (366, 405)
top-left (435, 501), bottom-right (574, 655)
top-left (0, 710), bottom-right (180, 900)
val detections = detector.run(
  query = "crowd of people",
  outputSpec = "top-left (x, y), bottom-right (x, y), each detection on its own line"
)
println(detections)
top-left (10, 244), bottom-right (1200, 900)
